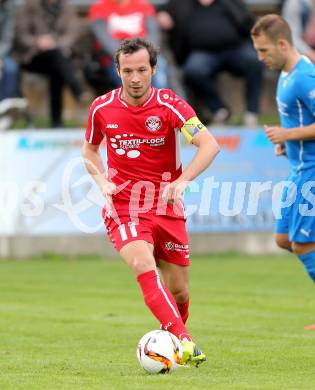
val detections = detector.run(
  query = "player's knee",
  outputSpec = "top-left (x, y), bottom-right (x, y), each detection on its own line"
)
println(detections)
top-left (130, 255), bottom-right (155, 275)
top-left (291, 242), bottom-right (302, 256)
top-left (169, 285), bottom-right (189, 304)
top-left (274, 234), bottom-right (291, 250)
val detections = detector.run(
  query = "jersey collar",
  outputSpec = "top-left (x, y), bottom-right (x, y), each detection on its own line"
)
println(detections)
top-left (118, 87), bottom-right (156, 108)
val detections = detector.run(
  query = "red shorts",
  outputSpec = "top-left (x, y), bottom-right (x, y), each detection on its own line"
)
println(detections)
top-left (104, 213), bottom-right (190, 266)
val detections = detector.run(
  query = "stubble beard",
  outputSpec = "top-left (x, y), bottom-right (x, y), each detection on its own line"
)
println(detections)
top-left (127, 84), bottom-right (151, 102)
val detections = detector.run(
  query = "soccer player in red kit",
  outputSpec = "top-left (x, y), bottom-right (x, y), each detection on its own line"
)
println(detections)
top-left (82, 37), bottom-right (220, 366)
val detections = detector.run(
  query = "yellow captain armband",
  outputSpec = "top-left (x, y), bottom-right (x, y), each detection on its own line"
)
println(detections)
top-left (181, 116), bottom-right (208, 143)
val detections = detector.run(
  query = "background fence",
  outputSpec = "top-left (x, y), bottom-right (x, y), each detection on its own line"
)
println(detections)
top-left (0, 128), bottom-right (288, 257)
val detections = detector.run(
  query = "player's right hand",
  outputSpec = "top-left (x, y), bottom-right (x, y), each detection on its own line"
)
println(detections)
top-left (101, 181), bottom-right (117, 216)
top-left (275, 143), bottom-right (286, 157)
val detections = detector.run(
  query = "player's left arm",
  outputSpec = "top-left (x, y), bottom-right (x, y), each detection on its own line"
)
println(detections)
top-left (179, 117), bottom-right (220, 182)
top-left (163, 117), bottom-right (220, 203)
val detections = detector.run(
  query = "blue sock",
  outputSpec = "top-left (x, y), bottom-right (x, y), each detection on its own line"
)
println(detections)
top-left (298, 251), bottom-right (315, 282)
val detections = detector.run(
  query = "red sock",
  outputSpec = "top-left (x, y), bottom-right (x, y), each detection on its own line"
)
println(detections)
top-left (137, 270), bottom-right (192, 340)
top-left (176, 299), bottom-right (189, 324)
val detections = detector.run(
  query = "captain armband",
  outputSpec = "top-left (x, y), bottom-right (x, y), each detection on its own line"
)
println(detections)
top-left (181, 116), bottom-right (208, 143)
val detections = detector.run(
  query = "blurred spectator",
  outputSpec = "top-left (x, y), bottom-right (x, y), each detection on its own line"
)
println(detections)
top-left (88, 0), bottom-right (169, 92)
top-left (14, 0), bottom-right (87, 128)
top-left (0, 0), bottom-right (28, 131)
top-left (157, 0), bottom-right (263, 126)
top-left (282, 0), bottom-right (315, 63)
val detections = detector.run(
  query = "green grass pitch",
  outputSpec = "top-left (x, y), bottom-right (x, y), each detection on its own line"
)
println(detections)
top-left (0, 254), bottom-right (314, 390)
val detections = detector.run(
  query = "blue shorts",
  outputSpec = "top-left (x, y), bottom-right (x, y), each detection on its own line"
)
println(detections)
top-left (275, 169), bottom-right (315, 243)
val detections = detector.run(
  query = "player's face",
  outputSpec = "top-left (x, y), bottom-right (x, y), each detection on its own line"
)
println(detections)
top-left (117, 49), bottom-right (156, 105)
top-left (252, 34), bottom-right (286, 70)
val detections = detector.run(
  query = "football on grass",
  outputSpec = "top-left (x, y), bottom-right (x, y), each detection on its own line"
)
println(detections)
top-left (136, 330), bottom-right (182, 374)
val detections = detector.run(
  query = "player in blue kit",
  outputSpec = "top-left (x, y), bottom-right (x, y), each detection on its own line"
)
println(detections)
top-left (251, 14), bottom-right (315, 330)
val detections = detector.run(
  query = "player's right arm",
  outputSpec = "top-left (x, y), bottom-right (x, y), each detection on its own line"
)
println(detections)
top-left (82, 141), bottom-right (117, 213)
top-left (83, 96), bottom-right (117, 213)
top-left (275, 143), bottom-right (286, 157)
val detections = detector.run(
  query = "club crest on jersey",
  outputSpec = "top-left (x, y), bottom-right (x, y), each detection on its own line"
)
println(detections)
top-left (145, 116), bottom-right (161, 132)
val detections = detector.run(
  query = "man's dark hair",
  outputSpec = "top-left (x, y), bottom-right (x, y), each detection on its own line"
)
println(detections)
top-left (114, 37), bottom-right (159, 69)
top-left (251, 14), bottom-right (293, 44)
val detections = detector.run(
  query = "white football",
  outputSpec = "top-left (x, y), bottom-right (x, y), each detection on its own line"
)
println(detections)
top-left (136, 330), bottom-right (182, 374)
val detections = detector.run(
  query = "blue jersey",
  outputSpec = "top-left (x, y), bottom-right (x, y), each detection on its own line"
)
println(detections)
top-left (276, 56), bottom-right (315, 174)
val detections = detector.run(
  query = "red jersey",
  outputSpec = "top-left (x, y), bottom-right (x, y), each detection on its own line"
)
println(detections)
top-left (88, 0), bottom-right (155, 40)
top-left (85, 87), bottom-right (196, 217)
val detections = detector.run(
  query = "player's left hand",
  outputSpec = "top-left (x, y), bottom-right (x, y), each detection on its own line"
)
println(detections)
top-left (264, 125), bottom-right (287, 144)
top-left (162, 180), bottom-right (187, 205)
